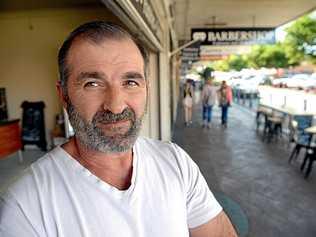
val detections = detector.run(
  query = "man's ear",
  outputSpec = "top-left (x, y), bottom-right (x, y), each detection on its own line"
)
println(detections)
top-left (56, 81), bottom-right (68, 109)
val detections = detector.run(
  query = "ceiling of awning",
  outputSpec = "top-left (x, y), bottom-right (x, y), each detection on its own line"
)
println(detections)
top-left (0, 0), bottom-right (101, 11)
top-left (1, 0), bottom-right (315, 44)
top-left (171, 0), bottom-right (316, 41)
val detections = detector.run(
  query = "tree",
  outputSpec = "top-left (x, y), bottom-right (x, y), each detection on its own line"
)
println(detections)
top-left (213, 55), bottom-right (248, 71)
top-left (284, 15), bottom-right (316, 64)
top-left (227, 55), bottom-right (249, 71)
top-left (213, 60), bottom-right (229, 71)
top-left (262, 44), bottom-right (290, 68)
top-left (199, 66), bottom-right (214, 80)
top-left (247, 45), bottom-right (267, 68)
top-left (246, 44), bottom-right (290, 68)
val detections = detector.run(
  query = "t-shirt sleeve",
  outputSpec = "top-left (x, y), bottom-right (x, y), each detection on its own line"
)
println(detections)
top-left (172, 143), bottom-right (223, 229)
top-left (0, 192), bottom-right (40, 237)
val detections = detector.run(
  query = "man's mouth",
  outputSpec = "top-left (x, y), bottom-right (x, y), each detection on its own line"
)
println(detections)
top-left (98, 120), bottom-right (131, 131)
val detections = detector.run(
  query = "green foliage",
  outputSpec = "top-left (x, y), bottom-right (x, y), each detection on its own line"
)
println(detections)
top-left (213, 60), bottom-right (229, 71)
top-left (246, 45), bottom-right (266, 69)
top-left (227, 55), bottom-right (249, 71)
top-left (214, 44), bottom-right (290, 71)
top-left (284, 15), bottom-right (316, 64)
top-left (213, 55), bottom-right (249, 72)
top-left (247, 44), bottom-right (290, 68)
top-left (199, 66), bottom-right (214, 80)
top-left (264, 44), bottom-right (290, 68)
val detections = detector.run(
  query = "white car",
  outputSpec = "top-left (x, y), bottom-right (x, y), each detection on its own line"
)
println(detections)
top-left (272, 77), bottom-right (289, 86)
top-left (233, 75), bottom-right (267, 94)
top-left (286, 74), bottom-right (315, 89)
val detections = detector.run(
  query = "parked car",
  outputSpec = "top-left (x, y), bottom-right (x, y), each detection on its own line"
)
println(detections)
top-left (272, 77), bottom-right (290, 87)
top-left (231, 74), bottom-right (268, 94)
top-left (288, 74), bottom-right (316, 89)
top-left (272, 74), bottom-right (316, 89)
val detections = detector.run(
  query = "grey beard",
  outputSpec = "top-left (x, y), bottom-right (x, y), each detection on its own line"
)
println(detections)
top-left (66, 103), bottom-right (143, 153)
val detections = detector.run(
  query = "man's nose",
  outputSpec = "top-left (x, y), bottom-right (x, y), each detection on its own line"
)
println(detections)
top-left (103, 87), bottom-right (126, 114)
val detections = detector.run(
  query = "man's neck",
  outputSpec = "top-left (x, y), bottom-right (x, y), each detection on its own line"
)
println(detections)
top-left (62, 137), bottom-right (134, 190)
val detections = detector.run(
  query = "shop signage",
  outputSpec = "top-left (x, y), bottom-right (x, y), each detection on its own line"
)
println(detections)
top-left (181, 40), bottom-right (201, 62)
top-left (180, 41), bottom-right (201, 75)
top-left (191, 28), bottom-right (275, 45)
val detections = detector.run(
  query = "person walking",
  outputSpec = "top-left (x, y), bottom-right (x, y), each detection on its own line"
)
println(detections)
top-left (201, 78), bottom-right (217, 128)
top-left (183, 80), bottom-right (193, 126)
top-left (218, 80), bottom-right (233, 128)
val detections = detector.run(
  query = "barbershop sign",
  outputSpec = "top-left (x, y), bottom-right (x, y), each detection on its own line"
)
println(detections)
top-left (191, 28), bottom-right (275, 46)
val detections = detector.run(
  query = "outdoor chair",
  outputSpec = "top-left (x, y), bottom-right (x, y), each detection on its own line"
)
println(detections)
top-left (288, 120), bottom-right (298, 144)
top-left (300, 146), bottom-right (316, 179)
top-left (262, 111), bottom-right (284, 142)
top-left (265, 116), bottom-right (283, 141)
top-left (256, 107), bottom-right (272, 131)
top-left (288, 115), bottom-right (314, 164)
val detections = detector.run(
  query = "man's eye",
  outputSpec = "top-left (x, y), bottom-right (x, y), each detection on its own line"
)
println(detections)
top-left (124, 80), bottom-right (139, 87)
top-left (84, 81), bottom-right (99, 88)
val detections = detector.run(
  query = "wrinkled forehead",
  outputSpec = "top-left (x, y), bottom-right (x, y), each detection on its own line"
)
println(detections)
top-left (66, 37), bottom-right (145, 73)
top-left (69, 36), bottom-right (143, 59)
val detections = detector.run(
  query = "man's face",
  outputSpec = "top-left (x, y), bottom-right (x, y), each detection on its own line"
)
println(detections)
top-left (62, 38), bottom-right (147, 153)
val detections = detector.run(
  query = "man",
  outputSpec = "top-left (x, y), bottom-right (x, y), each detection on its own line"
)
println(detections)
top-left (218, 81), bottom-right (233, 128)
top-left (0, 21), bottom-right (237, 236)
top-left (201, 78), bottom-right (218, 128)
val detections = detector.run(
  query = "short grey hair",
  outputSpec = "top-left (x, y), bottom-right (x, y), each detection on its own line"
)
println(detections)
top-left (58, 21), bottom-right (148, 96)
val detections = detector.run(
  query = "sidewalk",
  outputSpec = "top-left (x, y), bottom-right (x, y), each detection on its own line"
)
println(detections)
top-left (173, 89), bottom-right (316, 237)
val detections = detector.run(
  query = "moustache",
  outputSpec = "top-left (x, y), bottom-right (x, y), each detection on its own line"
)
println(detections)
top-left (92, 108), bottom-right (135, 124)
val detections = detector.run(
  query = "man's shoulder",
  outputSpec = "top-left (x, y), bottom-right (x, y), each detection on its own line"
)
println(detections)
top-left (2, 147), bottom-right (65, 198)
top-left (30, 147), bottom-right (65, 173)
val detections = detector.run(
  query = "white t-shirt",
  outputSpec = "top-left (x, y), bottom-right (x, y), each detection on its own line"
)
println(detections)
top-left (0, 137), bottom-right (222, 237)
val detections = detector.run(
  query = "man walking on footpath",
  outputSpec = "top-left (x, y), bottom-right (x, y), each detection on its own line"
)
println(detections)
top-left (201, 78), bottom-right (218, 128)
top-left (0, 21), bottom-right (237, 237)
top-left (218, 80), bottom-right (233, 128)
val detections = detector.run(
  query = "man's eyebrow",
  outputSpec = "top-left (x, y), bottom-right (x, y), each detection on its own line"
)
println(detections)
top-left (76, 71), bottom-right (106, 81)
top-left (121, 72), bottom-right (145, 80)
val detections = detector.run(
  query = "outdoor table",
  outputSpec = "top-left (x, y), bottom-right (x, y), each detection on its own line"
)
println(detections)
top-left (259, 103), bottom-right (316, 128)
top-left (305, 126), bottom-right (316, 135)
top-left (258, 103), bottom-right (316, 141)
top-left (304, 126), bottom-right (316, 147)
top-left (259, 103), bottom-right (315, 117)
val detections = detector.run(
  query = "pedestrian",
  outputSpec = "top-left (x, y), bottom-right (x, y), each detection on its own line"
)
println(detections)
top-left (201, 78), bottom-right (217, 128)
top-left (183, 79), bottom-right (193, 126)
top-left (218, 80), bottom-right (233, 128)
top-left (0, 21), bottom-right (237, 237)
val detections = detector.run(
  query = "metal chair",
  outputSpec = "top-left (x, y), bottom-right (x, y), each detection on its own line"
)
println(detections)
top-left (261, 110), bottom-right (284, 142)
top-left (256, 106), bottom-right (272, 131)
top-left (265, 115), bottom-right (283, 142)
top-left (300, 146), bottom-right (316, 179)
top-left (288, 116), bottom-right (314, 164)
